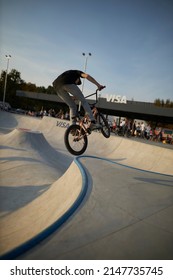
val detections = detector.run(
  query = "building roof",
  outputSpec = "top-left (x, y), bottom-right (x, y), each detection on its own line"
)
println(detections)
top-left (16, 90), bottom-right (173, 124)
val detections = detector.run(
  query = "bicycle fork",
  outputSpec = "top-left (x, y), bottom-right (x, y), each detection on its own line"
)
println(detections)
top-left (79, 120), bottom-right (91, 136)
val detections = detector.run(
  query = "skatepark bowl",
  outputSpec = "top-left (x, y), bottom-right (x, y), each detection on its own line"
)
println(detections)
top-left (0, 110), bottom-right (173, 260)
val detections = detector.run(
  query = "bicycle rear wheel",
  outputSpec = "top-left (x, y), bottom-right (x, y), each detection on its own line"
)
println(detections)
top-left (97, 113), bottom-right (111, 138)
top-left (64, 124), bottom-right (88, 155)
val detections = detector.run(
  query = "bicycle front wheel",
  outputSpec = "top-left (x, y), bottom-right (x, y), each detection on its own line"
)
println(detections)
top-left (97, 113), bottom-right (111, 138)
top-left (64, 124), bottom-right (88, 155)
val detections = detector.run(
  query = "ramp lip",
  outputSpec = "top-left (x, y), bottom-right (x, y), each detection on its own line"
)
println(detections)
top-left (0, 157), bottom-right (88, 260)
top-left (17, 128), bottom-right (41, 134)
top-left (80, 155), bottom-right (173, 178)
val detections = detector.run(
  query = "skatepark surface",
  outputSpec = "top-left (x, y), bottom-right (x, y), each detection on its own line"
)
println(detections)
top-left (0, 110), bottom-right (173, 260)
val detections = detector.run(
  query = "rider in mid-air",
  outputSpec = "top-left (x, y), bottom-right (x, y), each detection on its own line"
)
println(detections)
top-left (52, 70), bottom-right (105, 130)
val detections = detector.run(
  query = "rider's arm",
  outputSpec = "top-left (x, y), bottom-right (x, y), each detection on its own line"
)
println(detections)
top-left (81, 73), bottom-right (104, 90)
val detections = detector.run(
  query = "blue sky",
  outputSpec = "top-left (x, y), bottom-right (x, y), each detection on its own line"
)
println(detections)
top-left (0, 0), bottom-right (173, 102)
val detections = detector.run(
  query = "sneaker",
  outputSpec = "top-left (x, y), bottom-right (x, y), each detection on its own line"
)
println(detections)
top-left (89, 121), bottom-right (102, 131)
top-left (71, 116), bottom-right (77, 124)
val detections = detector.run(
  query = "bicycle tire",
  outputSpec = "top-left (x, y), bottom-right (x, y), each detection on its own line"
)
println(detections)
top-left (97, 113), bottom-right (111, 138)
top-left (64, 124), bottom-right (88, 155)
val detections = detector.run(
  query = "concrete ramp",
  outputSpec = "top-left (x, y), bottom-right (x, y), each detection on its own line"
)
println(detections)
top-left (1, 111), bottom-right (172, 176)
top-left (0, 127), bottom-right (82, 257)
top-left (0, 160), bottom-right (83, 256)
top-left (20, 156), bottom-right (173, 260)
top-left (88, 133), bottom-right (173, 175)
top-left (0, 111), bottom-right (173, 259)
top-left (0, 128), bottom-right (71, 169)
top-left (0, 111), bottom-right (42, 132)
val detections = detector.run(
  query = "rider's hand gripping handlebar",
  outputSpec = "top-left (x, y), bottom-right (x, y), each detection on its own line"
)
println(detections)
top-left (98, 85), bottom-right (106, 91)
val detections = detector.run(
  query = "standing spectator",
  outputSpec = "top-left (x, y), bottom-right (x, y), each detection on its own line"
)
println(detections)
top-left (140, 122), bottom-right (145, 138)
top-left (65, 111), bottom-right (70, 120)
top-left (112, 119), bottom-right (117, 133)
top-left (136, 122), bottom-right (141, 137)
top-left (131, 120), bottom-right (136, 136)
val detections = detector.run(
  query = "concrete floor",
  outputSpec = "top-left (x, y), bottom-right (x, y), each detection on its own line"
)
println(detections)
top-left (0, 111), bottom-right (173, 260)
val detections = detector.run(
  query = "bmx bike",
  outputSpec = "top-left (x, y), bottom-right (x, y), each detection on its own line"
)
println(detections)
top-left (64, 88), bottom-right (111, 155)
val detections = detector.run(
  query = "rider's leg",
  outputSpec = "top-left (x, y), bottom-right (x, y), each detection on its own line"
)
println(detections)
top-left (56, 88), bottom-right (77, 123)
top-left (63, 84), bottom-right (95, 122)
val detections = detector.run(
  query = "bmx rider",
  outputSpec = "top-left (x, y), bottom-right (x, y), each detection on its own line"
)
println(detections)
top-left (52, 69), bottom-right (105, 130)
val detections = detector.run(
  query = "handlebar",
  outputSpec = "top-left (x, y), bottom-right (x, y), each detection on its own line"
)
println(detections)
top-left (77, 85), bottom-right (105, 113)
top-left (85, 86), bottom-right (106, 99)
top-left (98, 85), bottom-right (106, 91)
top-left (85, 86), bottom-right (106, 107)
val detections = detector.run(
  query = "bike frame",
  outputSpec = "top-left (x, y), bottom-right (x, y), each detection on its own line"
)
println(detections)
top-left (64, 88), bottom-right (110, 155)
top-left (84, 89), bottom-right (100, 106)
top-left (75, 89), bottom-right (100, 133)
top-left (78, 89), bottom-right (100, 112)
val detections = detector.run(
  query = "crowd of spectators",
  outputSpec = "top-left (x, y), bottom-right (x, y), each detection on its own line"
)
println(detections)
top-left (2, 103), bottom-right (172, 145)
top-left (110, 118), bottom-right (173, 145)
top-left (26, 108), bottom-right (70, 120)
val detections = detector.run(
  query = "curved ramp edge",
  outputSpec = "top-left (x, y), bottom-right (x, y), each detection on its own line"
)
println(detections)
top-left (17, 156), bottom-right (173, 260)
top-left (0, 158), bottom-right (88, 260)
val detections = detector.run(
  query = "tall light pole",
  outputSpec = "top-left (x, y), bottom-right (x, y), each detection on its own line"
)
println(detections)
top-left (3, 55), bottom-right (11, 107)
top-left (81, 52), bottom-right (91, 93)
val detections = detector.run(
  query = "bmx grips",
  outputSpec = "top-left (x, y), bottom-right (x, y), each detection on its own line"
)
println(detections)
top-left (98, 85), bottom-right (106, 91)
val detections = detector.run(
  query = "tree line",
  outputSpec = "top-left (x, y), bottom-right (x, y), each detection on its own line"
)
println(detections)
top-left (0, 69), bottom-right (66, 112)
top-left (154, 98), bottom-right (173, 108)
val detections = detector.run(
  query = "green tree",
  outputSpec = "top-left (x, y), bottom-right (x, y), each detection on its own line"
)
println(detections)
top-left (0, 69), bottom-right (25, 107)
top-left (46, 85), bottom-right (56, 95)
top-left (154, 98), bottom-right (161, 106)
top-left (154, 98), bottom-right (173, 108)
